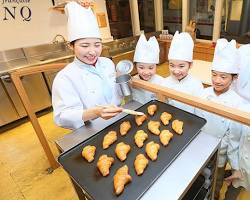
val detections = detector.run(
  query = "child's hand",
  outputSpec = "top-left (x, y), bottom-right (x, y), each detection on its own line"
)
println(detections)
top-left (224, 170), bottom-right (243, 185)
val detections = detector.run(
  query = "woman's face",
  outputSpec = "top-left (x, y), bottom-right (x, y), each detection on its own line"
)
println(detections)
top-left (211, 70), bottom-right (237, 95)
top-left (169, 60), bottom-right (191, 81)
top-left (73, 38), bottom-right (102, 65)
top-left (136, 63), bottom-right (157, 81)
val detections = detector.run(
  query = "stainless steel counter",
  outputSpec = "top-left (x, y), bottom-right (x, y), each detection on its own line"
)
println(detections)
top-left (55, 101), bottom-right (220, 200)
top-left (0, 54), bottom-right (74, 75)
top-left (0, 45), bottom-right (74, 127)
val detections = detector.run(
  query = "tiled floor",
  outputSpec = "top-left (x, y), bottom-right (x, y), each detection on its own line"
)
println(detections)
top-left (0, 62), bottom-right (249, 200)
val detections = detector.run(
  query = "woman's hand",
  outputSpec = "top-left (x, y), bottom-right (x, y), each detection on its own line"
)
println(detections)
top-left (82, 105), bottom-right (122, 122)
top-left (224, 170), bottom-right (243, 185)
top-left (95, 105), bottom-right (123, 120)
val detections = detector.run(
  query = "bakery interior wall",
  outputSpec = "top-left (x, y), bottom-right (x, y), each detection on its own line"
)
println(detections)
top-left (0, 0), bottom-right (113, 51)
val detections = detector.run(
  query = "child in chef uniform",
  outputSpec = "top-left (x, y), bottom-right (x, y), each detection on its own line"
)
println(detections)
top-left (195, 38), bottom-right (245, 200)
top-left (132, 34), bottom-right (164, 104)
top-left (163, 31), bottom-right (204, 113)
top-left (233, 43), bottom-right (250, 103)
top-left (223, 44), bottom-right (250, 199)
top-left (52, 2), bottom-right (122, 130)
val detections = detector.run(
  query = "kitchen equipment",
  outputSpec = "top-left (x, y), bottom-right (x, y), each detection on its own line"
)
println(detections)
top-left (116, 73), bottom-right (132, 97)
top-left (0, 79), bottom-right (19, 126)
top-left (58, 100), bottom-right (206, 200)
top-left (116, 59), bottom-right (134, 75)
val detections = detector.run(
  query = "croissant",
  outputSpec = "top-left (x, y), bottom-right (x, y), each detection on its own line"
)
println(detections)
top-left (115, 142), bottom-right (131, 161)
top-left (81, 145), bottom-right (96, 162)
top-left (159, 130), bottom-right (173, 146)
top-left (120, 121), bottom-right (131, 136)
top-left (147, 104), bottom-right (157, 116)
top-left (160, 112), bottom-right (172, 125)
top-left (148, 120), bottom-right (161, 135)
top-left (135, 114), bottom-right (147, 126)
top-left (113, 165), bottom-right (132, 195)
top-left (97, 155), bottom-right (114, 176)
top-left (134, 154), bottom-right (149, 175)
top-left (172, 119), bottom-right (184, 134)
top-left (103, 131), bottom-right (117, 149)
top-left (145, 141), bottom-right (160, 161)
top-left (134, 130), bottom-right (148, 148)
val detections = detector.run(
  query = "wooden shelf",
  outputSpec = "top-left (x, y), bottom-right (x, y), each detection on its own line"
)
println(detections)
top-left (50, 3), bottom-right (66, 14)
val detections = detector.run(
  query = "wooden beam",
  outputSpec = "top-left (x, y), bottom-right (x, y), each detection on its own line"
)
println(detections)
top-left (131, 78), bottom-right (250, 126)
top-left (10, 63), bottom-right (67, 170)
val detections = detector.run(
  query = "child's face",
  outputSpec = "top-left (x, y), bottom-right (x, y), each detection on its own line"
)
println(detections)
top-left (211, 70), bottom-right (237, 95)
top-left (169, 60), bottom-right (191, 81)
top-left (136, 63), bottom-right (156, 81)
top-left (73, 38), bottom-right (102, 65)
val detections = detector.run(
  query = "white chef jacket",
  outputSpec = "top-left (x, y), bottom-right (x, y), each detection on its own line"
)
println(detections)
top-left (195, 87), bottom-right (244, 169)
top-left (52, 57), bottom-right (121, 130)
top-left (162, 74), bottom-right (204, 113)
top-left (132, 74), bottom-right (164, 104)
top-left (233, 104), bottom-right (250, 190)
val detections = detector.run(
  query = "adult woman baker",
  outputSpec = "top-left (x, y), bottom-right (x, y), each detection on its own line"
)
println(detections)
top-left (52, 2), bottom-right (122, 130)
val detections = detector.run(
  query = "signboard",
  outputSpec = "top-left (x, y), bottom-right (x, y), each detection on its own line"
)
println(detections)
top-left (1, 0), bottom-right (32, 21)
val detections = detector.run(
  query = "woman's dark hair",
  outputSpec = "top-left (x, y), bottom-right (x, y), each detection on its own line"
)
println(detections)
top-left (70, 40), bottom-right (75, 46)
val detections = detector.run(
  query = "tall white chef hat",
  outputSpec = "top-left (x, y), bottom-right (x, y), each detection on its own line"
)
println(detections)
top-left (133, 34), bottom-right (160, 64)
top-left (237, 44), bottom-right (250, 88)
top-left (212, 38), bottom-right (239, 74)
top-left (168, 31), bottom-right (194, 62)
top-left (65, 1), bottom-right (101, 42)
top-left (238, 44), bottom-right (250, 69)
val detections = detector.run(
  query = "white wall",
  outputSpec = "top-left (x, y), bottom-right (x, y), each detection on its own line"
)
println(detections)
top-left (0, 0), bottom-right (112, 51)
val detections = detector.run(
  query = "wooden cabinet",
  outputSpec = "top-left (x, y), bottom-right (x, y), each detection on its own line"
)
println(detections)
top-left (193, 42), bottom-right (215, 61)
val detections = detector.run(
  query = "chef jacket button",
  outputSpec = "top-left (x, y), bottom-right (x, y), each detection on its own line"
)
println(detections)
top-left (245, 155), bottom-right (248, 159)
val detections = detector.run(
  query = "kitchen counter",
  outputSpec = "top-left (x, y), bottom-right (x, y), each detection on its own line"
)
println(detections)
top-left (55, 100), bottom-right (220, 200)
top-left (0, 31), bottom-right (162, 76)
top-left (0, 52), bottom-right (74, 75)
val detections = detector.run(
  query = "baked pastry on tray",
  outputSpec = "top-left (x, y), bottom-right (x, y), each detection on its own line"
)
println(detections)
top-left (172, 119), bottom-right (184, 135)
top-left (145, 141), bottom-right (160, 161)
top-left (147, 104), bottom-right (157, 116)
top-left (160, 112), bottom-right (172, 125)
top-left (115, 142), bottom-right (131, 161)
top-left (97, 154), bottom-right (114, 176)
top-left (82, 145), bottom-right (96, 162)
top-left (148, 120), bottom-right (161, 135)
top-left (159, 130), bottom-right (173, 146)
top-left (113, 165), bottom-right (132, 195)
top-left (134, 154), bottom-right (149, 175)
top-left (120, 121), bottom-right (131, 136)
top-left (134, 130), bottom-right (148, 148)
top-left (103, 131), bottom-right (117, 149)
top-left (135, 114), bottom-right (147, 126)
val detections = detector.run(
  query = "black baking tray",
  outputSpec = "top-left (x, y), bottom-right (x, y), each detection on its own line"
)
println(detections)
top-left (58, 100), bottom-right (206, 200)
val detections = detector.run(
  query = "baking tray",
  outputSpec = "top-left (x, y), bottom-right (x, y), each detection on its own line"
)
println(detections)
top-left (58, 100), bottom-right (206, 200)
